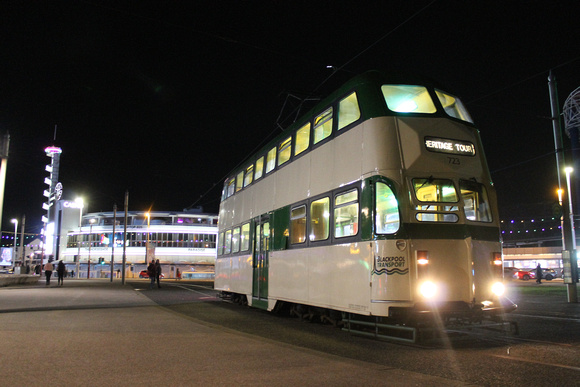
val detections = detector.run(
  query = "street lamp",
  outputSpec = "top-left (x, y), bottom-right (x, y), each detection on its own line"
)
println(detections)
top-left (11, 219), bottom-right (17, 269)
top-left (565, 167), bottom-right (576, 250)
top-left (87, 218), bottom-right (96, 279)
top-left (145, 212), bottom-right (150, 264)
top-left (75, 197), bottom-right (83, 279)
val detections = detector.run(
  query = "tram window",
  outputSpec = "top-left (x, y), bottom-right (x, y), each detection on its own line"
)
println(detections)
top-left (295, 123), bottom-right (310, 156)
top-left (416, 213), bottom-right (458, 222)
top-left (413, 178), bottom-right (458, 203)
top-left (255, 156), bottom-right (264, 181)
top-left (334, 189), bottom-right (359, 237)
top-left (241, 222), bottom-right (250, 251)
top-left (266, 147), bottom-right (276, 174)
top-left (338, 92), bottom-right (361, 130)
top-left (310, 197), bottom-right (330, 241)
top-left (224, 230), bottom-right (232, 255)
top-left (314, 107), bottom-right (333, 144)
top-left (236, 171), bottom-right (244, 192)
top-left (290, 205), bottom-right (307, 244)
top-left (460, 180), bottom-right (492, 222)
top-left (244, 164), bottom-right (254, 187)
top-left (375, 182), bottom-right (400, 234)
top-left (382, 85), bottom-right (436, 114)
top-left (231, 227), bottom-right (240, 253)
top-left (278, 136), bottom-right (292, 167)
top-left (227, 178), bottom-right (235, 198)
top-left (217, 232), bottom-right (224, 255)
top-left (435, 89), bottom-right (473, 123)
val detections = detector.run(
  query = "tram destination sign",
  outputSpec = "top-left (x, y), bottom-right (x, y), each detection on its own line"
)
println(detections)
top-left (424, 137), bottom-right (476, 156)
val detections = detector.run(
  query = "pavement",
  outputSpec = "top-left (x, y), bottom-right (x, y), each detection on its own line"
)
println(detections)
top-left (0, 278), bottom-right (467, 387)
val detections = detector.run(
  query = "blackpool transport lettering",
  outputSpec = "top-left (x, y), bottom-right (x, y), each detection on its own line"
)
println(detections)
top-left (373, 255), bottom-right (409, 276)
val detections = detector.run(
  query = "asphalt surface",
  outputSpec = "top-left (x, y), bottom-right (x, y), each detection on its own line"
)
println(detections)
top-left (0, 278), bottom-right (468, 387)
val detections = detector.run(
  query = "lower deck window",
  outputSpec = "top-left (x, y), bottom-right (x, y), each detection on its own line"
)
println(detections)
top-left (375, 182), bottom-right (400, 234)
top-left (310, 197), bottom-right (330, 241)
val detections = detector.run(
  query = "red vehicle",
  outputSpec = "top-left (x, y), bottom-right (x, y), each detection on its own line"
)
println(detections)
top-left (513, 268), bottom-right (557, 281)
top-left (139, 270), bottom-right (164, 279)
top-left (513, 270), bottom-right (536, 281)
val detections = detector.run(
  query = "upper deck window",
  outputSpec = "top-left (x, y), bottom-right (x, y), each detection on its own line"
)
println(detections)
top-left (244, 164), bottom-right (254, 187)
top-left (294, 123), bottom-right (310, 156)
top-left (435, 90), bottom-right (473, 123)
top-left (227, 178), bottom-right (235, 198)
top-left (314, 107), bottom-right (333, 144)
top-left (382, 85), bottom-right (436, 113)
top-left (278, 137), bottom-right (292, 167)
top-left (255, 156), bottom-right (264, 181)
top-left (236, 171), bottom-right (244, 192)
top-left (338, 92), bottom-right (360, 130)
top-left (266, 147), bottom-right (276, 174)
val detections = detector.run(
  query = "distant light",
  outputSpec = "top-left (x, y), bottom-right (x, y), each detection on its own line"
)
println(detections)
top-left (45, 146), bottom-right (62, 155)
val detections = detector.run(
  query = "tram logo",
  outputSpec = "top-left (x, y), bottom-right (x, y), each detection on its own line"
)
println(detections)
top-left (373, 255), bottom-right (408, 276)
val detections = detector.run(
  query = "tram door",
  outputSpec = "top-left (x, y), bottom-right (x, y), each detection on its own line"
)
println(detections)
top-left (252, 215), bottom-right (270, 301)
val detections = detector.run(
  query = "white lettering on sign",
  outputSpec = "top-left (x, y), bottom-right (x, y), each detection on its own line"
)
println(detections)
top-left (63, 201), bottom-right (83, 209)
top-left (425, 136), bottom-right (476, 156)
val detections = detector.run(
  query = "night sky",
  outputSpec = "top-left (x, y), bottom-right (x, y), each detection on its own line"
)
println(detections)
top-left (1, 1), bottom-right (579, 234)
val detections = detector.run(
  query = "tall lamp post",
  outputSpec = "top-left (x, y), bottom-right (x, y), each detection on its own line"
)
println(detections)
top-left (87, 218), bottom-right (95, 279)
top-left (75, 198), bottom-right (83, 279)
top-left (565, 167), bottom-right (577, 250)
top-left (11, 218), bottom-right (17, 270)
top-left (145, 212), bottom-right (150, 264)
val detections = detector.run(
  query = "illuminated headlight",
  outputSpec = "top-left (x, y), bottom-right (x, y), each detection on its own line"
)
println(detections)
top-left (419, 281), bottom-right (437, 299)
top-left (491, 282), bottom-right (505, 296)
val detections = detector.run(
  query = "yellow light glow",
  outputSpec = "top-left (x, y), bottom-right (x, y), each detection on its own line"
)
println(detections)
top-left (491, 282), bottom-right (505, 296)
top-left (419, 281), bottom-right (437, 298)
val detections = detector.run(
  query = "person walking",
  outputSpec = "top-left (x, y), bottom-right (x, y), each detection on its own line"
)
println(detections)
top-left (57, 260), bottom-right (66, 286)
top-left (147, 260), bottom-right (156, 289)
top-left (44, 259), bottom-right (54, 286)
top-left (155, 259), bottom-right (162, 288)
top-left (536, 263), bottom-right (542, 284)
top-left (176, 268), bottom-right (181, 280)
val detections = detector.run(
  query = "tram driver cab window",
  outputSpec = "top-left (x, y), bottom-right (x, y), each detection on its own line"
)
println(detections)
top-left (459, 179), bottom-right (492, 222)
top-left (413, 178), bottom-right (459, 222)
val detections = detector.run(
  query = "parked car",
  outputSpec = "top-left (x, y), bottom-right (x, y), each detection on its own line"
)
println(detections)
top-left (503, 267), bottom-right (519, 278)
top-left (513, 268), bottom-right (557, 281)
top-left (513, 270), bottom-right (536, 281)
top-left (139, 270), bottom-right (164, 279)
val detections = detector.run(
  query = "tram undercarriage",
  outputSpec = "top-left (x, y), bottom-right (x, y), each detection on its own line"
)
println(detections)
top-left (219, 291), bottom-right (518, 344)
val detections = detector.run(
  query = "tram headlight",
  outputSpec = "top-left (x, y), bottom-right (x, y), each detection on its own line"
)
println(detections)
top-left (491, 281), bottom-right (505, 297)
top-left (419, 281), bottom-right (437, 299)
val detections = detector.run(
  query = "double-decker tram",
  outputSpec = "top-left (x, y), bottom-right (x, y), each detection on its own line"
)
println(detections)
top-left (215, 70), bottom-right (516, 342)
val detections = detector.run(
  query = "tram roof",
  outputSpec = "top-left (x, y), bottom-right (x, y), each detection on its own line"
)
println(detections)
top-left (230, 70), bottom-right (468, 178)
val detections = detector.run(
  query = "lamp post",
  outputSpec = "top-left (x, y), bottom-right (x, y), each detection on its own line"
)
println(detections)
top-left (565, 167), bottom-right (576, 250)
top-left (87, 218), bottom-right (95, 279)
top-left (145, 212), bottom-right (150, 264)
top-left (11, 218), bottom-right (17, 269)
top-left (75, 198), bottom-right (83, 279)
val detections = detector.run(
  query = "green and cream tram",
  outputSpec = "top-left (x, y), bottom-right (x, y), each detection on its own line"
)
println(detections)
top-left (215, 70), bottom-right (515, 340)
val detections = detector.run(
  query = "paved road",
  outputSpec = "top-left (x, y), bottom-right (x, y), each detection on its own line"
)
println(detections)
top-left (0, 279), bottom-right (464, 386)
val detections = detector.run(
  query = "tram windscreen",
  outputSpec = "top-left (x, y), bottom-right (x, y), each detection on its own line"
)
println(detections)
top-left (460, 180), bottom-right (492, 222)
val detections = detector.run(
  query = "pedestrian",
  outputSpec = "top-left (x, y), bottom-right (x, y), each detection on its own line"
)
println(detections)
top-left (176, 268), bottom-right (181, 280)
top-left (117, 269), bottom-right (121, 278)
top-left (44, 259), bottom-right (54, 286)
top-left (57, 260), bottom-right (66, 286)
top-left (155, 259), bottom-right (162, 288)
top-left (147, 260), bottom-right (156, 289)
top-left (536, 263), bottom-right (542, 284)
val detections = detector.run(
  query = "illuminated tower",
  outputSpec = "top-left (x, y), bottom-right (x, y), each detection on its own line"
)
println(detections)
top-left (42, 146), bottom-right (62, 260)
